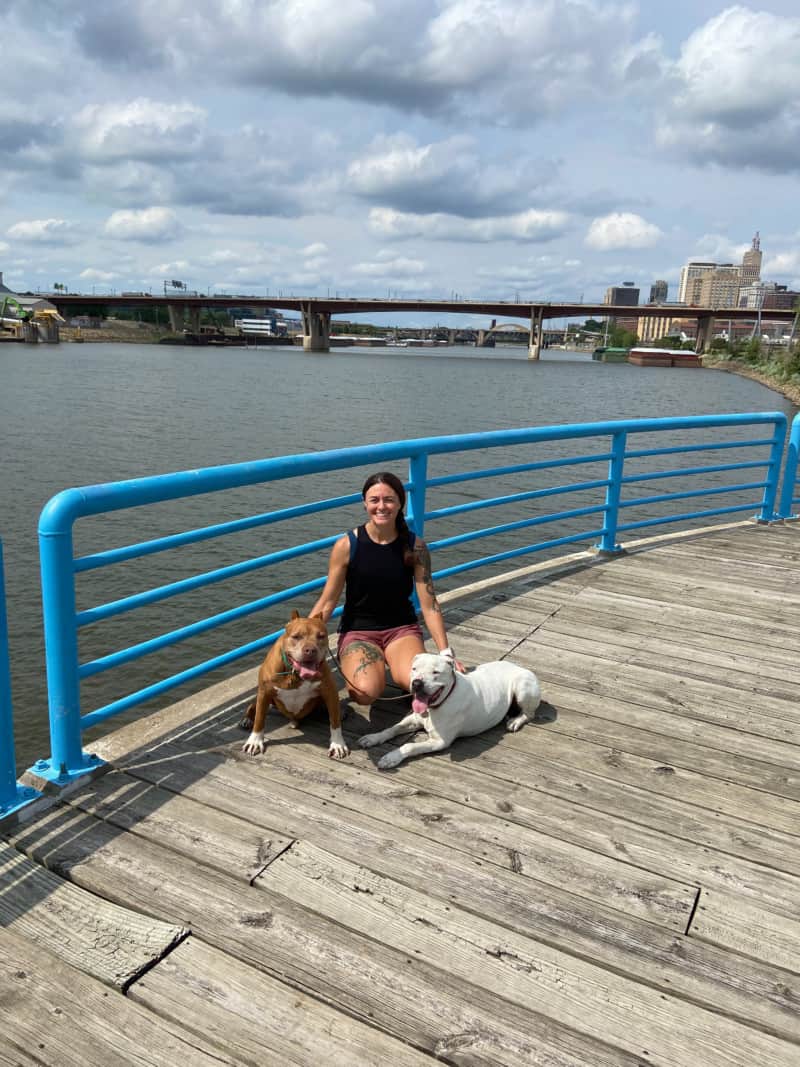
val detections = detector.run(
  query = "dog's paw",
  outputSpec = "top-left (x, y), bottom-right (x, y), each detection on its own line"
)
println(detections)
top-left (359, 732), bottom-right (382, 749)
top-left (242, 732), bottom-right (266, 755)
top-left (328, 741), bottom-right (350, 760)
top-left (505, 713), bottom-right (528, 733)
top-left (377, 750), bottom-right (404, 770)
top-left (238, 716), bottom-right (253, 732)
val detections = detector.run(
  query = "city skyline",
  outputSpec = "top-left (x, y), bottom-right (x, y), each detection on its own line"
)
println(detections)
top-left (1, 2), bottom-right (799, 325)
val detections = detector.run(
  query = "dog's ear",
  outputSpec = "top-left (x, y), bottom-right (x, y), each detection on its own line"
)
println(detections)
top-left (290, 609), bottom-right (300, 621)
top-left (310, 612), bottom-right (324, 622)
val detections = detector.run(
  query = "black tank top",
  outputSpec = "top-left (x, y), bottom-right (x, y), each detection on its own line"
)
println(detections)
top-left (340, 525), bottom-right (417, 632)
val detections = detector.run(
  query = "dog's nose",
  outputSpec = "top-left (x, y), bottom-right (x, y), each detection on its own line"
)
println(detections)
top-left (411, 678), bottom-right (424, 693)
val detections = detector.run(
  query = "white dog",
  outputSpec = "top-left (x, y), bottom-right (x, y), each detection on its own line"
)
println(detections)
top-left (359, 651), bottom-right (541, 769)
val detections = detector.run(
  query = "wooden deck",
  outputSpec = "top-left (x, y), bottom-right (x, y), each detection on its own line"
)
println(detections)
top-left (2, 521), bottom-right (800, 1066)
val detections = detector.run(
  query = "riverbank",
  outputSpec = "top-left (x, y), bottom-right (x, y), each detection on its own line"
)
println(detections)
top-left (704, 354), bottom-right (800, 409)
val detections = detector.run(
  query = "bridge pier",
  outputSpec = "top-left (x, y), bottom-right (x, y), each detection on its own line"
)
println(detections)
top-left (301, 305), bottom-right (331, 352)
top-left (529, 306), bottom-right (544, 360)
top-left (695, 313), bottom-right (713, 354)
top-left (168, 304), bottom-right (185, 333)
top-left (187, 308), bottom-right (201, 334)
top-left (476, 319), bottom-right (497, 347)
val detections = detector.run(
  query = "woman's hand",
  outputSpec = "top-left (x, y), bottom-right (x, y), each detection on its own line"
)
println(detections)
top-left (441, 647), bottom-right (467, 674)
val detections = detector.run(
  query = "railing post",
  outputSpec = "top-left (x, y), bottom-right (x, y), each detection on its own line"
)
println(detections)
top-left (597, 430), bottom-right (626, 553)
top-left (0, 540), bottom-right (41, 818)
top-left (406, 453), bottom-right (428, 538)
top-left (758, 415), bottom-right (788, 521)
top-left (778, 413), bottom-right (800, 520)
top-left (36, 518), bottom-right (94, 783)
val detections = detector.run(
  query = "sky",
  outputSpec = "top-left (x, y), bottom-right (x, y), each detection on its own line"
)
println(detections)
top-left (1, 1), bottom-right (799, 323)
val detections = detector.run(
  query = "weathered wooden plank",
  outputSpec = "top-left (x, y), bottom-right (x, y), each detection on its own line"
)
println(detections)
top-left (9, 803), bottom-right (640, 1067)
top-left (254, 839), bottom-right (800, 1067)
top-left (69, 754), bottom-right (696, 930)
top-left (130, 936), bottom-right (441, 1066)
top-left (540, 680), bottom-right (800, 781)
top-left (620, 546), bottom-right (800, 594)
top-left (55, 769), bottom-right (294, 883)
top-left (515, 641), bottom-right (800, 745)
top-left (690, 889), bottom-right (800, 975)
top-left (0, 926), bottom-right (240, 1067)
top-left (465, 721), bottom-right (800, 845)
top-left (581, 567), bottom-right (800, 626)
top-left (557, 586), bottom-right (800, 662)
top-left (86, 738), bottom-right (800, 1041)
top-left (540, 690), bottom-right (800, 796)
top-left (524, 628), bottom-right (800, 729)
top-left (539, 612), bottom-right (800, 695)
top-left (298, 714), bottom-right (800, 877)
top-left (0, 840), bottom-right (187, 990)
top-left (252, 740), bottom-right (800, 925)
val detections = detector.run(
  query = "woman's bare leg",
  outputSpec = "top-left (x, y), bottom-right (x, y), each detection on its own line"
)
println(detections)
top-left (339, 640), bottom-right (387, 703)
top-left (384, 633), bottom-right (426, 694)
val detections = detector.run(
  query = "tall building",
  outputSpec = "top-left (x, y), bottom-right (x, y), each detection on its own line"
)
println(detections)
top-left (603, 282), bottom-right (639, 335)
top-left (740, 232), bottom-right (762, 286)
top-left (699, 265), bottom-right (741, 308)
top-left (677, 262), bottom-right (715, 304)
top-left (678, 262), bottom-right (741, 307)
top-left (649, 280), bottom-right (668, 303)
top-left (604, 282), bottom-right (640, 306)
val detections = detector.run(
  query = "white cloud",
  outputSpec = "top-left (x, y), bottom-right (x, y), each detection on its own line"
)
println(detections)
top-left (659, 8), bottom-right (800, 172)
top-left (369, 207), bottom-right (570, 243)
top-left (347, 132), bottom-right (537, 216)
top-left (6, 218), bottom-right (77, 243)
top-left (74, 98), bottom-right (207, 161)
top-left (302, 242), bottom-right (328, 257)
top-left (585, 213), bottom-right (662, 251)
top-left (690, 233), bottom-right (748, 264)
top-left (352, 255), bottom-right (426, 278)
top-left (79, 268), bottom-right (118, 281)
top-left (104, 206), bottom-right (182, 241)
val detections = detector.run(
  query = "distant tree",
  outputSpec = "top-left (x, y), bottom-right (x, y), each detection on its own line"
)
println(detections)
top-left (652, 334), bottom-right (682, 350)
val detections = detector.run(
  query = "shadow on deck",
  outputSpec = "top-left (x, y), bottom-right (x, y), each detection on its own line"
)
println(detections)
top-left (2, 521), bottom-right (800, 1066)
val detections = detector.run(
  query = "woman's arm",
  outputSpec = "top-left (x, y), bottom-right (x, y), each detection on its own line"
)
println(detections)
top-left (413, 539), bottom-right (465, 669)
top-left (309, 535), bottom-right (350, 622)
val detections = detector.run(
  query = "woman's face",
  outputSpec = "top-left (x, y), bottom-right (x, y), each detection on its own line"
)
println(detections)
top-left (363, 482), bottom-right (402, 530)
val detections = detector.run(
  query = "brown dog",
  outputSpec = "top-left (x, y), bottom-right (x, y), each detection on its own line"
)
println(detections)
top-left (241, 610), bottom-right (347, 759)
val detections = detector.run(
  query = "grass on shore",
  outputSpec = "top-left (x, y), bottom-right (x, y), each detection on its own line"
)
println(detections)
top-left (703, 342), bottom-right (800, 408)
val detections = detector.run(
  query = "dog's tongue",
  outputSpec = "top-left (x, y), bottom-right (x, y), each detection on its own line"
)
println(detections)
top-left (412, 695), bottom-right (430, 717)
top-left (292, 659), bottom-right (320, 680)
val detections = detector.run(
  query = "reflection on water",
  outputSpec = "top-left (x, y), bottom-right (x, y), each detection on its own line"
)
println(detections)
top-left (1, 341), bottom-right (794, 767)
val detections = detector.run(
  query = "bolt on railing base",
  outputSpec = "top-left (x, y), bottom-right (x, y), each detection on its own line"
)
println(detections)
top-left (23, 752), bottom-right (107, 793)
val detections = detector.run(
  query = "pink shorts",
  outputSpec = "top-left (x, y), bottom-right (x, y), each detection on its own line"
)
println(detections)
top-left (338, 623), bottom-right (424, 657)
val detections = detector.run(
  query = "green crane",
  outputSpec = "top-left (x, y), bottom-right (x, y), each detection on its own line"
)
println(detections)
top-left (0, 296), bottom-right (34, 322)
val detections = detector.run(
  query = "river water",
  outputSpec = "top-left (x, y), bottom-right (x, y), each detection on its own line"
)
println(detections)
top-left (1, 341), bottom-right (795, 769)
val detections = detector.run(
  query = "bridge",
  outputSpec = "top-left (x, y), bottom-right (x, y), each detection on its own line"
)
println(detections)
top-left (42, 292), bottom-right (797, 358)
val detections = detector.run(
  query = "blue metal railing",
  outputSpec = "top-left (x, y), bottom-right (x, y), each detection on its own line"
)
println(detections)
top-left (22, 411), bottom-right (793, 786)
top-left (778, 412), bottom-right (800, 520)
top-left (0, 540), bottom-right (41, 816)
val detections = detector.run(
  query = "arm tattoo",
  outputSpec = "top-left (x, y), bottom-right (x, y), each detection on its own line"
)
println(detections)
top-left (415, 542), bottom-right (442, 613)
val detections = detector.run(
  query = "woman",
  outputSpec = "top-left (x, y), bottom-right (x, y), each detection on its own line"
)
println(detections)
top-left (310, 471), bottom-right (463, 705)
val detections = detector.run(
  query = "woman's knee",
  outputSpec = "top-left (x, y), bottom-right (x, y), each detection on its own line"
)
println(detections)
top-left (340, 647), bottom-right (386, 703)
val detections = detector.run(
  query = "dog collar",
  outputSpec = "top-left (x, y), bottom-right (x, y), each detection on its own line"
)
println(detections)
top-left (427, 674), bottom-right (458, 709)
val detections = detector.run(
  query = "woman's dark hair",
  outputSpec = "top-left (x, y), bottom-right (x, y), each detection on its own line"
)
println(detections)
top-left (361, 471), bottom-right (415, 567)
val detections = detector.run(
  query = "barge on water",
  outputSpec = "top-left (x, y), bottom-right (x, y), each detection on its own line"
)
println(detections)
top-left (628, 346), bottom-right (703, 367)
top-left (591, 345), bottom-right (629, 362)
